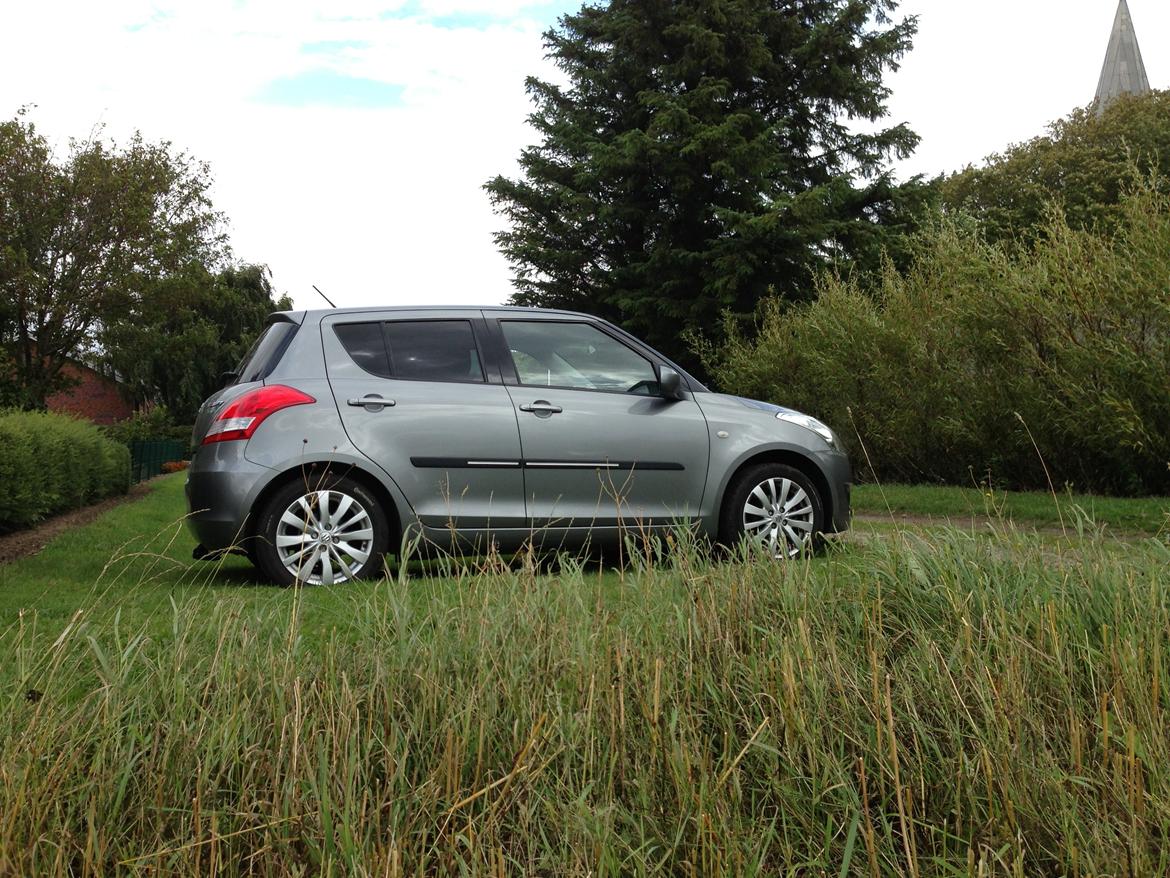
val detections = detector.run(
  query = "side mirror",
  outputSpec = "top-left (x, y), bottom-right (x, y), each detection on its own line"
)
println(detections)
top-left (657, 366), bottom-right (685, 400)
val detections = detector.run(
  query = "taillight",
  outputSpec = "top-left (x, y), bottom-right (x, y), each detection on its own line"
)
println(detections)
top-left (202, 385), bottom-right (315, 445)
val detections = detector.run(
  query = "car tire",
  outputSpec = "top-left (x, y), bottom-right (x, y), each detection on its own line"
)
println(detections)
top-left (719, 463), bottom-right (825, 559)
top-left (252, 474), bottom-right (389, 586)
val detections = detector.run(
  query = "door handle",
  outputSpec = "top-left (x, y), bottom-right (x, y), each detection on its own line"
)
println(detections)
top-left (347, 395), bottom-right (396, 411)
top-left (519, 400), bottom-right (563, 417)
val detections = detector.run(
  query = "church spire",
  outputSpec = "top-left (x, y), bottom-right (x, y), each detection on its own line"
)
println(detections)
top-left (1095, 0), bottom-right (1150, 113)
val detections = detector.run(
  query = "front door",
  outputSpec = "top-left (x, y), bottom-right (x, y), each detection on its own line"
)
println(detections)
top-left (491, 317), bottom-right (710, 530)
top-left (323, 311), bottom-right (526, 534)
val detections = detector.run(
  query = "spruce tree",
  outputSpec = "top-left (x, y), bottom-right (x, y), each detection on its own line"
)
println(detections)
top-left (486, 0), bottom-right (922, 371)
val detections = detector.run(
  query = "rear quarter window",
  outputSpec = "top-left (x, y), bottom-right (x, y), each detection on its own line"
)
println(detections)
top-left (236, 320), bottom-right (298, 384)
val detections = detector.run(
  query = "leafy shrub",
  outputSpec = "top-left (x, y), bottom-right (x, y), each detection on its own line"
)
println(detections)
top-left (704, 177), bottom-right (1170, 495)
top-left (0, 410), bottom-right (131, 533)
top-left (103, 406), bottom-right (174, 445)
top-left (160, 460), bottom-right (189, 474)
top-left (104, 407), bottom-right (193, 448)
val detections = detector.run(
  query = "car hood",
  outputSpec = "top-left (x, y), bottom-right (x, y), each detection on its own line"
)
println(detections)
top-left (723, 395), bottom-right (802, 417)
top-left (695, 392), bottom-right (808, 419)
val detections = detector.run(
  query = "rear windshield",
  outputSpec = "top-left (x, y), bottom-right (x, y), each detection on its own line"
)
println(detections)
top-left (234, 320), bottom-right (298, 384)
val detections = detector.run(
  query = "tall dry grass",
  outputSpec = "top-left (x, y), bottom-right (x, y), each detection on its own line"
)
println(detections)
top-left (2, 528), bottom-right (1169, 875)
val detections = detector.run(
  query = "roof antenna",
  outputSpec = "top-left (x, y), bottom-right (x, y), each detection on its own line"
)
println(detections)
top-left (312, 284), bottom-right (337, 308)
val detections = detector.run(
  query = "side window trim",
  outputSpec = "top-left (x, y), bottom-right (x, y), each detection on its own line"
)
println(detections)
top-left (468, 317), bottom-right (507, 385)
top-left (496, 318), bottom-right (660, 395)
top-left (481, 317), bottom-right (520, 385)
top-left (377, 322), bottom-right (396, 376)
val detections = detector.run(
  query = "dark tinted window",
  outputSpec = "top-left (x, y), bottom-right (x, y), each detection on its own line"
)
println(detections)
top-left (335, 320), bottom-right (484, 383)
top-left (385, 321), bottom-right (483, 382)
top-left (235, 320), bottom-right (298, 384)
top-left (334, 323), bottom-right (390, 376)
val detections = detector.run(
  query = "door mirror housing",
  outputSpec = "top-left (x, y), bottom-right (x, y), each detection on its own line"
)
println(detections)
top-left (657, 366), bottom-right (685, 400)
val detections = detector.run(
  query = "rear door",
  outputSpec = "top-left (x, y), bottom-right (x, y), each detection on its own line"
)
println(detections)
top-left (487, 315), bottom-right (710, 529)
top-left (322, 311), bottom-right (526, 533)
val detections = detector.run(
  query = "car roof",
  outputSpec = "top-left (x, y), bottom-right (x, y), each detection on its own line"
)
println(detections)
top-left (284, 305), bottom-right (600, 321)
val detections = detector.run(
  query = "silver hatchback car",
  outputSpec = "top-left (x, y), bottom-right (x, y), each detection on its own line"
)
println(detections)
top-left (186, 307), bottom-right (851, 585)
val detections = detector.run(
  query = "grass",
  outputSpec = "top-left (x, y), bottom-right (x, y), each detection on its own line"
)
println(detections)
top-left (853, 481), bottom-right (1170, 534)
top-left (2, 475), bottom-right (1170, 874)
top-left (0, 475), bottom-right (361, 642)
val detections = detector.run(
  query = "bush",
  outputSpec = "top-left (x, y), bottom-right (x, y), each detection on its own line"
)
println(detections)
top-left (0, 410), bottom-right (131, 533)
top-left (704, 177), bottom-right (1170, 495)
top-left (104, 407), bottom-right (193, 449)
top-left (103, 406), bottom-right (174, 445)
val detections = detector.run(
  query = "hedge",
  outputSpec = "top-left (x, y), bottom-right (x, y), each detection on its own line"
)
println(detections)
top-left (704, 177), bottom-right (1170, 496)
top-left (0, 410), bottom-right (131, 534)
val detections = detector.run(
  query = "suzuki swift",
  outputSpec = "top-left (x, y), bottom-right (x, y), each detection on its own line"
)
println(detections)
top-left (186, 307), bottom-right (851, 585)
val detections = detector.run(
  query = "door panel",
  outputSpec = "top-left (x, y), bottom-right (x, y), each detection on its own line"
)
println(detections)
top-left (494, 318), bottom-right (710, 527)
top-left (508, 389), bottom-right (711, 526)
top-left (322, 312), bottom-right (525, 530)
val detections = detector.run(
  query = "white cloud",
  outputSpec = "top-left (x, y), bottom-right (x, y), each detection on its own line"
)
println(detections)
top-left (1, 0), bottom-right (564, 310)
top-left (1, 0), bottom-right (1166, 314)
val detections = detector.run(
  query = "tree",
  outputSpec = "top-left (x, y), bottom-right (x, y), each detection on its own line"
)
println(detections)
top-left (939, 89), bottom-right (1170, 245)
top-left (102, 264), bottom-right (292, 423)
top-left (0, 110), bottom-right (225, 409)
top-left (703, 176), bottom-right (1170, 495)
top-left (485, 0), bottom-right (922, 370)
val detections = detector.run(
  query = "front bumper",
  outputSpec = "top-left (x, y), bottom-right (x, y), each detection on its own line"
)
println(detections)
top-left (185, 442), bottom-right (273, 551)
top-left (815, 448), bottom-right (852, 533)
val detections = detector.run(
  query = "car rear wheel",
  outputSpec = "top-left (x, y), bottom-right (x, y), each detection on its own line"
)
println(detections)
top-left (253, 474), bottom-right (388, 586)
top-left (720, 463), bottom-right (824, 559)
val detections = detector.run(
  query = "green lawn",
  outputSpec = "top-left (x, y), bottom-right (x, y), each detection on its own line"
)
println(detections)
top-left (0, 474), bottom-right (267, 630)
top-left (2, 474), bottom-right (1166, 638)
top-left (0, 473), bottom-right (628, 651)
top-left (3, 474), bottom-right (1170, 874)
top-left (854, 481), bottom-right (1170, 534)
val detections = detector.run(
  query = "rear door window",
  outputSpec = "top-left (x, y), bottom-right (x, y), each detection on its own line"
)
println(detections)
top-left (334, 323), bottom-right (391, 376)
top-left (334, 320), bottom-right (485, 383)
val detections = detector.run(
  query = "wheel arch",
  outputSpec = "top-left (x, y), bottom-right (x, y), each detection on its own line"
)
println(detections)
top-left (718, 449), bottom-right (834, 529)
top-left (246, 460), bottom-right (405, 550)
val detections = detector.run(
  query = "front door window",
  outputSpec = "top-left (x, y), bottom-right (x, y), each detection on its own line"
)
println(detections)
top-left (501, 321), bottom-right (661, 396)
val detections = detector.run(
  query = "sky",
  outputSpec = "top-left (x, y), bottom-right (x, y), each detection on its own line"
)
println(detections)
top-left (2, 0), bottom-right (1166, 312)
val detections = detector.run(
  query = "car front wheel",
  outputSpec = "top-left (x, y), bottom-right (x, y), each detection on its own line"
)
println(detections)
top-left (253, 474), bottom-right (388, 586)
top-left (720, 463), bottom-right (824, 559)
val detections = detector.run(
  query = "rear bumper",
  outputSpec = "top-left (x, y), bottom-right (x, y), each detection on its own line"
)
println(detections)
top-left (185, 443), bottom-right (273, 551)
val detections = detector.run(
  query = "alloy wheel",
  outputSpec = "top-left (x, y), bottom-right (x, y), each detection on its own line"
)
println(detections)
top-left (275, 490), bottom-right (375, 585)
top-left (741, 477), bottom-right (816, 559)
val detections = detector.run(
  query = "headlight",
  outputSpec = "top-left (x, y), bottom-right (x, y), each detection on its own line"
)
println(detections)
top-left (776, 412), bottom-right (836, 446)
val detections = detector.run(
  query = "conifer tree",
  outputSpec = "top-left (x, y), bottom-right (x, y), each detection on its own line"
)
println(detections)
top-left (487, 0), bottom-right (922, 369)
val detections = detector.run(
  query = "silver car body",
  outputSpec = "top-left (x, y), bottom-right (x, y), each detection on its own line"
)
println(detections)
top-left (186, 306), bottom-right (851, 557)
